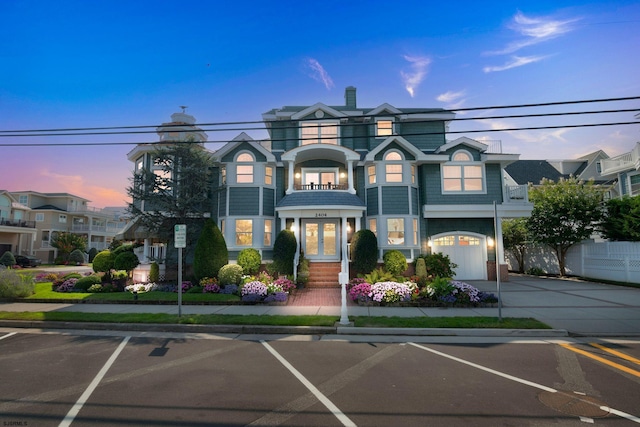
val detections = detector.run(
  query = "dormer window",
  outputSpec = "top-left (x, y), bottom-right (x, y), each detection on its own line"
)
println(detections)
top-left (442, 150), bottom-right (484, 193)
top-left (236, 152), bottom-right (254, 183)
top-left (384, 151), bottom-right (403, 183)
top-left (376, 119), bottom-right (394, 137)
top-left (301, 121), bottom-right (338, 145)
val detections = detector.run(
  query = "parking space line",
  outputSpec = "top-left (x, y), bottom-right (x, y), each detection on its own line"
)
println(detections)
top-left (261, 340), bottom-right (356, 427)
top-left (0, 332), bottom-right (17, 341)
top-left (561, 343), bottom-right (640, 378)
top-left (590, 342), bottom-right (640, 366)
top-left (59, 336), bottom-right (131, 427)
top-left (409, 342), bottom-right (640, 424)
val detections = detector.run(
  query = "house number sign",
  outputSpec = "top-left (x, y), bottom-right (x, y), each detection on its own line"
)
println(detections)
top-left (315, 213), bottom-right (327, 217)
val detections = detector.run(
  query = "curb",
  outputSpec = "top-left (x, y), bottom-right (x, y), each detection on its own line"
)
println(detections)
top-left (0, 320), bottom-right (568, 337)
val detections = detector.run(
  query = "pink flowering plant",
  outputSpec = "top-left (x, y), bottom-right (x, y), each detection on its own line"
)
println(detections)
top-left (348, 282), bottom-right (372, 302)
top-left (273, 277), bottom-right (296, 293)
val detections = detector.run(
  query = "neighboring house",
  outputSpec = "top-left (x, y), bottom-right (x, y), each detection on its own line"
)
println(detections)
top-left (8, 191), bottom-right (127, 263)
top-left (599, 142), bottom-right (640, 198)
top-left (127, 87), bottom-right (533, 282)
top-left (0, 190), bottom-right (37, 258)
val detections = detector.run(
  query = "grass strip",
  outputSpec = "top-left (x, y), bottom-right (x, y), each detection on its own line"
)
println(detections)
top-left (0, 311), bottom-right (549, 329)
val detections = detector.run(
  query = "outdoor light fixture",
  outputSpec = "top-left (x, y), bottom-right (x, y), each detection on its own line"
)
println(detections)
top-left (295, 172), bottom-right (301, 179)
top-left (290, 225), bottom-right (296, 233)
top-left (487, 236), bottom-right (494, 247)
top-left (427, 238), bottom-right (433, 247)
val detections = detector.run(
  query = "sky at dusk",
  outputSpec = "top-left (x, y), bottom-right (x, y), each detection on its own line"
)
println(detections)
top-left (1, 0), bottom-right (639, 208)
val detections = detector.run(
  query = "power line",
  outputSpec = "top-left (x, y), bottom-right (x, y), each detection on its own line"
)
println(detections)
top-left (1, 120), bottom-right (638, 147)
top-left (0, 95), bottom-right (638, 136)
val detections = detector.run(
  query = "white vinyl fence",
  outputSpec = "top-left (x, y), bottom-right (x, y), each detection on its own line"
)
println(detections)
top-left (506, 241), bottom-right (640, 284)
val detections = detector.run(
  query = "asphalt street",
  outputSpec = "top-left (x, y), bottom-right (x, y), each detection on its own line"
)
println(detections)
top-left (1, 328), bottom-right (639, 426)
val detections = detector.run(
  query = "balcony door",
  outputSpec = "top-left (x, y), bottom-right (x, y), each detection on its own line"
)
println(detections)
top-left (302, 219), bottom-right (339, 261)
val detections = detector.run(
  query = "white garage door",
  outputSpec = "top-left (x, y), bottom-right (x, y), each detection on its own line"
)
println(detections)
top-left (431, 234), bottom-right (486, 280)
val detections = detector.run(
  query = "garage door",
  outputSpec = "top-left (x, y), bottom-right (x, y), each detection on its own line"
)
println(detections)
top-left (431, 234), bottom-right (486, 280)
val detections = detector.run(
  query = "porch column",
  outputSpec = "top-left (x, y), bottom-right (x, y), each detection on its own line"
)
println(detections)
top-left (339, 215), bottom-right (350, 325)
top-left (496, 213), bottom-right (505, 264)
top-left (143, 238), bottom-right (150, 263)
top-left (286, 160), bottom-right (295, 194)
top-left (347, 160), bottom-right (355, 194)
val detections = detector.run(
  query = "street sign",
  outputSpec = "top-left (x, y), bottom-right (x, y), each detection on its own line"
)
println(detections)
top-left (174, 224), bottom-right (187, 248)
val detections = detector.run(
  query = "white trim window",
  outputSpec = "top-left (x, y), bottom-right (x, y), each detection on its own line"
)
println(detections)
top-left (629, 173), bottom-right (640, 196)
top-left (367, 165), bottom-right (376, 184)
top-left (35, 213), bottom-right (44, 222)
top-left (442, 150), bottom-right (485, 193)
top-left (302, 168), bottom-right (339, 189)
top-left (235, 219), bottom-right (253, 246)
top-left (59, 214), bottom-right (67, 224)
top-left (301, 121), bottom-right (338, 145)
top-left (265, 166), bottom-right (274, 186)
top-left (387, 218), bottom-right (404, 245)
top-left (375, 119), bottom-right (394, 137)
top-left (384, 151), bottom-right (403, 183)
top-left (368, 218), bottom-right (377, 236)
top-left (236, 152), bottom-right (254, 184)
top-left (264, 219), bottom-right (273, 246)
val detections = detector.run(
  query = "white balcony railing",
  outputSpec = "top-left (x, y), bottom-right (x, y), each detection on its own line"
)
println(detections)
top-left (504, 185), bottom-right (529, 203)
top-left (600, 143), bottom-right (640, 175)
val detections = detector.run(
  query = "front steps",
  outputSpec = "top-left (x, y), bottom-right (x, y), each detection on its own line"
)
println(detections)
top-left (306, 262), bottom-right (341, 288)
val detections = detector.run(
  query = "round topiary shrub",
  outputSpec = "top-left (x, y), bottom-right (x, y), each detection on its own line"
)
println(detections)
top-left (415, 257), bottom-right (427, 278)
top-left (237, 248), bottom-right (261, 276)
top-left (69, 249), bottom-right (85, 265)
top-left (383, 250), bottom-right (407, 276)
top-left (350, 229), bottom-right (378, 275)
top-left (218, 264), bottom-right (243, 285)
top-left (92, 250), bottom-right (115, 274)
top-left (0, 251), bottom-right (16, 267)
top-left (272, 230), bottom-right (297, 275)
top-left (114, 251), bottom-right (140, 274)
top-left (75, 275), bottom-right (102, 291)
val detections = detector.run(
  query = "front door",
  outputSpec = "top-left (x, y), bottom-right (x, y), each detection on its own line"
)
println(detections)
top-left (303, 220), bottom-right (339, 261)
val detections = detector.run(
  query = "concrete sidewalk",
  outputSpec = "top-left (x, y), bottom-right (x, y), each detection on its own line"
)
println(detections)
top-left (1, 275), bottom-right (639, 336)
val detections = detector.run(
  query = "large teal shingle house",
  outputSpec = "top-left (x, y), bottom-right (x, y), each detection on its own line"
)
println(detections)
top-left (127, 87), bottom-right (533, 283)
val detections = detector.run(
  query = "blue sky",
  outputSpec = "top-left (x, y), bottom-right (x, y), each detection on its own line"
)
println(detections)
top-left (1, 0), bottom-right (639, 207)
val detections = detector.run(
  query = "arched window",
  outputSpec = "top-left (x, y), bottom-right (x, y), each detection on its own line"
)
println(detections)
top-left (384, 151), bottom-right (403, 183)
top-left (236, 152), bottom-right (254, 183)
top-left (442, 150), bottom-right (484, 192)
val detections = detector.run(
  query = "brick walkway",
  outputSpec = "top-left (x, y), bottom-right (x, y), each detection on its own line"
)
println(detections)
top-left (287, 288), bottom-right (357, 306)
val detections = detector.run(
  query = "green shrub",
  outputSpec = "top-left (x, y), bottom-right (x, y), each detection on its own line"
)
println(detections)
top-left (112, 243), bottom-right (135, 255)
top-left (218, 264), bottom-right (243, 285)
top-left (0, 269), bottom-right (35, 297)
top-left (92, 250), bottom-right (115, 274)
top-left (417, 253), bottom-right (457, 278)
top-left (149, 261), bottom-right (160, 283)
top-left (0, 251), bottom-right (16, 267)
top-left (75, 275), bottom-right (102, 291)
top-left (237, 248), bottom-right (261, 275)
top-left (87, 247), bottom-right (98, 263)
top-left (526, 267), bottom-right (546, 276)
top-left (272, 230), bottom-right (297, 275)
top-left (114, 251), bottom-right (140, 273)
top-left (415, 257), bottom-right (427, 278)
top-left (383, 250), bottom-right (407, 276)
top-left (351, 229), bottom-right (378, 275)
top-left (69, 249), bottom-right (85, 265)
top-left (194, 219), bottom-right (227, 281)
top-left (63, 272), bottom-right (83, 280)
top-left (363, 267), bottom-right (396, 284)
top-left (88, 284), bottom-right (103, 293)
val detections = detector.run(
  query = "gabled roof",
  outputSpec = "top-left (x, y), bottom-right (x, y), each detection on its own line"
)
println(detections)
top-left (504, 160), bottom-right (567, 185)
top-left (33, 204), bottom-right (66, 211)
top-left (364, 135), bottom-right (424, 162)
top-left (436, 137), bottom-right (488, 154)
top-left (367, 103), bottom-right (402, 116)
top-left (213, 132), bottom-right (276, 162)
top-left (290, 103), bottom-right (348, 120)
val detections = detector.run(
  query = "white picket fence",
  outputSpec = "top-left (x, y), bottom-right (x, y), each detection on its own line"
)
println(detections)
top-left (506, 241), bottom-right (640, 284)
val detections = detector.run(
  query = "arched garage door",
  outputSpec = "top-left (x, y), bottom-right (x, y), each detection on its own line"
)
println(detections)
top-left (431, 233), bottom-right (487, 280)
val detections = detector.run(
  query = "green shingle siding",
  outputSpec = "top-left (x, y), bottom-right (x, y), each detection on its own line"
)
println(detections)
top-left (263, 188), bottom-right (275, 216)
top-left (366, 187), bottom-right (378, 215)
top-left (381, 186), bottom-right (410, 215)
top-left (218, 189), bottom-right (227, 218)
top-left (401, 121), bottom-right (445, 151)
top-left (229, 187), bottom-right (259, 215)
top-left (411, 187), bottom-right (419, 215)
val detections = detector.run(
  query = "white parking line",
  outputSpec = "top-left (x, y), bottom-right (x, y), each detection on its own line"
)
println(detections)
top-left (0, 332), bottom-right (17, 341)
top-left (261, 340), bottom-right (356, 427)
top-left (59, 336), bottom-right (131, 427)
top-left (408, 342), bottom-right (640, 424)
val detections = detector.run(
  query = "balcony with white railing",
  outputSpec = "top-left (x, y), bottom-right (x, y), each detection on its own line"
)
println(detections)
top-left (504, 185), bottom-right (529, 203)
top-left (600, 143), bottom-right (640, 176)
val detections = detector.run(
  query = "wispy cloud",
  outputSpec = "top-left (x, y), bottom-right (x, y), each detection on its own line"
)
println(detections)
top-left (487, 11), bottom-right (580, 56)
top-left (40, 169), bottom-right (127, 207)
top-left (401, 55), bottom-right (431, 97)
top-left (483, 55), bottom-right (547, 73)
top-left (307, 58), bottom-right (334, 90)
top-left (436, 90), bottom-right (467, 110)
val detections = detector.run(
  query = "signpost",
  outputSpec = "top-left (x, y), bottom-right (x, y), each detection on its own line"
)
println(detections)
top-left (174, 224), bottom-right (186, 317)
